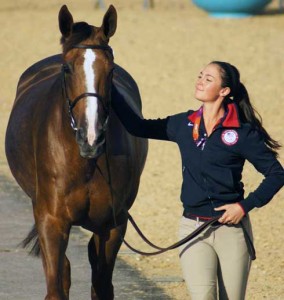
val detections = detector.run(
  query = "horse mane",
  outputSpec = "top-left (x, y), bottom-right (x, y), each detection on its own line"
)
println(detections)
top-left (60, 22), bottom-right (96, 54)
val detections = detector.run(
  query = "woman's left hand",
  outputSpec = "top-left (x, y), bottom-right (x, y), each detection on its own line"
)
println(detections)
top-left (214, 203), bottom-right (245, 225)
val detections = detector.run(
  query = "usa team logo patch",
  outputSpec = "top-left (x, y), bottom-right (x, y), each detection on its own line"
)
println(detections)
top-left (221, 130), bottom-right (238, 146)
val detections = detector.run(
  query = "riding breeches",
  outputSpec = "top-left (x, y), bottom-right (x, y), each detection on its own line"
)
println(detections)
top-left (178, 216), bottom-right (253, 300)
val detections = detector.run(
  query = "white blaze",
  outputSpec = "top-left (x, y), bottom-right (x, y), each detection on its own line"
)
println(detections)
top-left (83, 49), bottom-right (98, 146)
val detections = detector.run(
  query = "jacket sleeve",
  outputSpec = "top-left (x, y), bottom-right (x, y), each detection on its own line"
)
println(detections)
top-left (238, 128), bottom-right (284, 213)
top-left (111, 85), bottom-right (169, 140)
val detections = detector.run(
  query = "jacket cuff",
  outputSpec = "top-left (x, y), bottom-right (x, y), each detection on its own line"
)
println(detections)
top-left (236, 202), bottom-right (246, 215)
top-left (239, 193), bottom-right (258, 213)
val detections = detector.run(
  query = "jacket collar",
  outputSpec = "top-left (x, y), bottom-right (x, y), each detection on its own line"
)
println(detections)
top-left (188, 103), bottom-right (240, 128)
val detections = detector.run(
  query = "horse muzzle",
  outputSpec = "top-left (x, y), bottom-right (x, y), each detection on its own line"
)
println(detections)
top-left (76, 128), bottom-right (105, 159)
top-left (78, 141), bottom-right (105, 159)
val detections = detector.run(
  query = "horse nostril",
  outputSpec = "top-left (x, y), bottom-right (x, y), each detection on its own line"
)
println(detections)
top-left (76, 128), bottom-right (87, 142)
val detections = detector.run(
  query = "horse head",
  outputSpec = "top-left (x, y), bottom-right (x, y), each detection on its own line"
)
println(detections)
top-left (59, 5), bottom-right (117, 159)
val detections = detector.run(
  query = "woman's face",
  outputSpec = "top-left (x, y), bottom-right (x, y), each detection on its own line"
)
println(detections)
top-left (195, 63), bottom-right (228, 103)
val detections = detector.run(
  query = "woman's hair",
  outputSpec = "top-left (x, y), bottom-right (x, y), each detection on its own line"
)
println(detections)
top-left (211, 61), bottom-right (281, 155)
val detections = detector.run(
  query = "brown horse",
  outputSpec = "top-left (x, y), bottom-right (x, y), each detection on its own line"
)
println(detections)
top-left (5, 5), bottom-right (148, 300)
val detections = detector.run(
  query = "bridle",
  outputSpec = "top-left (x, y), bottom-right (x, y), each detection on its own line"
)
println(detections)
top-left (61, 44), bottom-right (114, 131)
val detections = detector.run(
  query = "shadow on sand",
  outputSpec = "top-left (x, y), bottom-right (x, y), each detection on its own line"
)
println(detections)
top-left (0, 172), bottom-right (173, 299)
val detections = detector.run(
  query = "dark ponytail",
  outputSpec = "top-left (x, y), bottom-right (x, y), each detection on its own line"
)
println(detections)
top-left (211, 61), bottom-right (281, 156)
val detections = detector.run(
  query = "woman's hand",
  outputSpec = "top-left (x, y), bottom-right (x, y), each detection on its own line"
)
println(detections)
top-left (214, 203), bottom-right (245, 225)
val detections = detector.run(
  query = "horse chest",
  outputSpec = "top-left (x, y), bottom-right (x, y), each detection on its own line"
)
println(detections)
top-left (69, 167), bottom-right (129, 220)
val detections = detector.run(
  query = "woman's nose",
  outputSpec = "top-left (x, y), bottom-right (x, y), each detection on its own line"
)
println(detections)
top-left (196, 80), bottom-right (203, 87)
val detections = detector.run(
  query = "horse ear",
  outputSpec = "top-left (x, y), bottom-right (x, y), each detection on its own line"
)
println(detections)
top-left (58, 5), bottom-right (74, 38)
top-left (101, 5), bottom-right (117, 39)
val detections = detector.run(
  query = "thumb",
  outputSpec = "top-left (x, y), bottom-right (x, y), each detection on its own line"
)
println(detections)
top-left (214, 205), bottom-right (226, 211)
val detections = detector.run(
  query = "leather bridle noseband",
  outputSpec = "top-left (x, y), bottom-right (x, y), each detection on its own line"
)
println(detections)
top-left (61, 44), bottom-right (113, 131)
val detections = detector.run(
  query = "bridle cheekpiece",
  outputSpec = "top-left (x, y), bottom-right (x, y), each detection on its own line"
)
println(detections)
top-left (61, 44), bottom-right (113, 131)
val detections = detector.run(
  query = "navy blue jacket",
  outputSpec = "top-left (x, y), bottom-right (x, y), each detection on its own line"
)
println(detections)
top-left (111, 88), bottom-right (284, 217)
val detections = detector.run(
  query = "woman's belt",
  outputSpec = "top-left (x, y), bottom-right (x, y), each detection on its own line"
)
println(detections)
top-left (182, 211), bottom-right (256, 260)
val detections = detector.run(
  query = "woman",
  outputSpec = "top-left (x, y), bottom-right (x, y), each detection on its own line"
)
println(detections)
top-left (111, 61), bottom-right (284, 299)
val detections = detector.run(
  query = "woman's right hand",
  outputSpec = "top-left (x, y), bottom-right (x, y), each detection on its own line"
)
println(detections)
top-left (214, 203), bottom-right (245, 225)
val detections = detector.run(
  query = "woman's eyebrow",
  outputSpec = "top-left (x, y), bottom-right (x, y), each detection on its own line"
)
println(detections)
top-left (200, 71), bottom-right (215, 78)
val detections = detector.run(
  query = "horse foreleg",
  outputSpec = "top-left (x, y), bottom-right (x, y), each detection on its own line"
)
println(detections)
top-left (35, 214), bottom-right (71, 300)
top-left (62, 255), bottom-right (71, 298)
top-left (88, 235), bottom-right (99, 300)
top-left (88, 222), bottom-right (127, 300)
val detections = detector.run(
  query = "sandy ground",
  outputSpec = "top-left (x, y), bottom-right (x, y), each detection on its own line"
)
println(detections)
top-left (1, 0), bottom-right (284, 299)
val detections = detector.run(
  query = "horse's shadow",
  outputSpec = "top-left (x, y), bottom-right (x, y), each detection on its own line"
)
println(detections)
top-left (0, 172), bottom-right (173, 299)
top-left (70, 226), bottom-right (175, 299)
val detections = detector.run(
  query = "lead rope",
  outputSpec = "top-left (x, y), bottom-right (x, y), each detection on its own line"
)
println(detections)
top-left (94, 155), bottom-right (256, 258)
top-left (100, 141), bottom-right (221, 256)
top-left (123, 216), bottom-right (220, 256)
top-left (94, 135), bottom-right (255, 258)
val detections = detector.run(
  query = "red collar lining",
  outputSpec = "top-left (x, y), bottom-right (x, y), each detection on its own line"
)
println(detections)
top-left (188, 103), bottom-right (240, 128)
